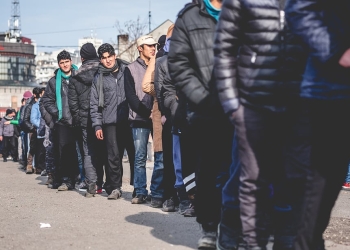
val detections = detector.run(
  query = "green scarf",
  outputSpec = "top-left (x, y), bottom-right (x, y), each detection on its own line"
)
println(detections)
top-left (56, 65), bottom-right (78, 120)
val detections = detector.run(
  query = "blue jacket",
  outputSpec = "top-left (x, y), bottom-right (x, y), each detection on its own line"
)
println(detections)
top-left (30, 99), bottom-right (46, 138)
top-left (286, 0), bottom-right (350, 100)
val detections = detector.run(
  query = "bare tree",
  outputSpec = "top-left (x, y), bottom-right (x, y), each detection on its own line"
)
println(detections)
top-left (113, 16), bottom-right (147, 62)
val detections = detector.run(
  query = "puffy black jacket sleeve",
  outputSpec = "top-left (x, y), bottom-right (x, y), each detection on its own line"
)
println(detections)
top-left (285, 0), bottom-right (348, 63)
top-left (42, 78), bottom-right (59, 121)
top-left (214, 0), bottom-right (242, 114)
top-left (168, 17), bottom-right (210, 107)
top-left (23, 103), bottom-right (35, 132)
top-left (90, 76), bottom-right (102, 131)
top-left (124, 67), bottom-right (151, 118)
top-left (162, 74), bottom-right (178, 121)
top-left (68, 78), bottom-right (80, 126)
top-left (39, 100), bottom-right (54, 129)
top-left (154, 58), bottom-right (166, 115)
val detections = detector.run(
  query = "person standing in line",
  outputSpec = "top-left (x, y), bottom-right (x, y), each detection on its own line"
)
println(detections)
top-left (168, 0), bottom-right (234, 248)
top-left (90, 43), bottom-right (131, 199)
top-left (124, 35), bottom-right (163, 205)
top-left (286, 1), bottom-right (350, 249)
top-left (0, 109), bottom-right (17, 162)
top-left (41, 50), bottom-right (79, 191)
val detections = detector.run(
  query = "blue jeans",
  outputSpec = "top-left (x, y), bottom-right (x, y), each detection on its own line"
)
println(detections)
top-left (345, 162), bottom-right (350, 183)
top-left (150, 151), bottom-right (164, 199)
top-left (132, 128), bottom-right (151, 196)
top-left (172, 134), bottom-right (183, 188)
top-left (76, 141), bottom-right (85, 182)
top-left (222, 132), bottom-right (241, 210)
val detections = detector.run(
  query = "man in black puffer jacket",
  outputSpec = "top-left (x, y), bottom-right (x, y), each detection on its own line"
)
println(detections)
top-left (69, 43), bottom-right (104, 197)
top-left (42, 50), bottom-right (79, 191)
top-left (168, 0), bottom-right (234, 248)
top-left (22, 87), bottom-right (40, 174)
top-left (214, 0), bottom-right (308, 249)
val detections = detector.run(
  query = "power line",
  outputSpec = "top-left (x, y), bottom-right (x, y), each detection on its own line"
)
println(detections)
top-left (23, 26), bottom-right (113, 36)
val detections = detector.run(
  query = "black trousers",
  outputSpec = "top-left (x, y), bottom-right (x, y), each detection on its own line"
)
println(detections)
top-left (35, 138), bottom-right (46, 171)
top-left (2, 136), bottom-right (17, 160)
top-left (103, 123), bottom-right (131, 194)
top-left (53, 124), bottom-right (79, 183)
top-left (295, 100), bottom-right (350, 250)
top-left (189, 116), bottom-right (233, 227)
top-left (162, 120), bottom-right (177, 201)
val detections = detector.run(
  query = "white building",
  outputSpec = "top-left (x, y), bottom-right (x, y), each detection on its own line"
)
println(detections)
top-left (78, 36), bottom-right (103, 51)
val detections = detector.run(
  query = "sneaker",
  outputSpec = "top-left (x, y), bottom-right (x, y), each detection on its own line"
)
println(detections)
top-left (46, 174), bottom-right (53, 186)
top-left (198, 230), bottom-right (217, 249)
top-left (13, 158), bottom-right (18, 162)
top-left (216, 223), bottom-right (239, 250)
top-left (26, 165), bottom-right (34, 174)
top-left (35, 168), bottom-right (43, 175)
top-left (76, 181), bottom-right (88, 191)
top-left (40, 169), bottom-right (47, 176)
top-left (162, 198), bottom-right (176, 212)
top-left (3, 158), bottom-right (7, 162)
top-left (146, 194), bottom-right (152, 202)
top-left (85, 183), bottom-right (97, 198)
top-left (342, 183), bottom-right (350, 190)
top-left (96, 186), bottom-right (104, 194)
top-left (107, 189), bottom-right (122, 200)
top-left (150, 197), bottom-right (163, 208)
top-left (58, 183), bottom-right (73, 191)
top-left (178, 200), bottom-right (191, 215)
top-left (131, 194), bottom-right (147, 204)
top-left (183, 203), bottom-right (196, 217)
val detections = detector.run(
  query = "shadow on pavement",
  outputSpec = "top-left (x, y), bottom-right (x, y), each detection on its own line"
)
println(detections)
top-left (125, 211), bottom-right (198, 249)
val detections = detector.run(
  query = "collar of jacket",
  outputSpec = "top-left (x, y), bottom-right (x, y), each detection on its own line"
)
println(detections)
top-left (136, 57), bottom-right (148, 69)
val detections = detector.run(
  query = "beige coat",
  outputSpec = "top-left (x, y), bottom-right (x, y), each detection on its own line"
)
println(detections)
top-left (142, 56), bottom-right (162, 152)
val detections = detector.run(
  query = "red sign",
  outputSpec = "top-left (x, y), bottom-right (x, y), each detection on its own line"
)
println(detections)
top-left (0, 45), bottom-right (4, 51)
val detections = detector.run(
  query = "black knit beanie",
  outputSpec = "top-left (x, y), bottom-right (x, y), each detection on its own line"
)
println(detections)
top-left (80, 43), bottom-right (98, 60)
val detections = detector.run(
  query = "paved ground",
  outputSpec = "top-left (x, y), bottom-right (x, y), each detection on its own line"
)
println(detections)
top-left (0, 160), bottom-right (349, 250)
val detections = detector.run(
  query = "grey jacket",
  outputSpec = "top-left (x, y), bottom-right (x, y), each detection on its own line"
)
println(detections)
top-left (90, 59), bottom-right (129, 131)
top-left (0, 117), bottom-right (15, 137)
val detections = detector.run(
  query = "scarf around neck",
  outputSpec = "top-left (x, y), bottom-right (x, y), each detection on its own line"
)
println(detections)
top-left (203, 0), bottom-right (221, 21)
top-left (56, 65), bottom-right (78, 120)
top-left (97, 62), bottom-right (119, 108)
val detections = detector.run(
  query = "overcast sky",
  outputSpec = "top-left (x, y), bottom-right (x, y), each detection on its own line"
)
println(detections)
top-left (0, 0), bottom-right (190, 52)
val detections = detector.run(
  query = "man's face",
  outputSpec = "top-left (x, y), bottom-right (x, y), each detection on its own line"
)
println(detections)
top-left (58, 59), bottom-right (72, 74)
top-left (8, 112), bottom-right (15, 118)
top-left (139, 44), bottom-right (156, 59)
top-left (100, 52), bottom-right (117, 69)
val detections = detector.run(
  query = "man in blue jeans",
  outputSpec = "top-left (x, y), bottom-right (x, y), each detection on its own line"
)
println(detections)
top-left (124, 35), bottom-right (163, 204)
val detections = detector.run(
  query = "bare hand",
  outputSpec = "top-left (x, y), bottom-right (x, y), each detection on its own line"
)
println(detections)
top-left (4, 121), bottom-right (10, 125)
top-left (339, 48), bottom-right (350, 68)
top-left (161, 116), bottom-right (166, 125)
top-left (0, 136), bottom-right (3, 141)
top-left (96, 130), bottom-right (104, 140)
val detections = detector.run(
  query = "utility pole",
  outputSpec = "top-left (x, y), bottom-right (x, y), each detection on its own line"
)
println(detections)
top-left (149, 0), bottom-right (151, 33)
top-left (9, 0), bottom-right (21, 39)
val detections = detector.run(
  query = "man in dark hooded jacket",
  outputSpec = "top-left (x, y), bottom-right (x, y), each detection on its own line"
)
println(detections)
top-left (68, 43), bottom-right (102, 197)
top-left (42, 50), bottom-right (79, 191)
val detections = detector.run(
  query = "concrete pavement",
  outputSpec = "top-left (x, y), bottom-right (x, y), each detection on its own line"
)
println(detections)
top-left (0, 160), bottom-right (349, 250)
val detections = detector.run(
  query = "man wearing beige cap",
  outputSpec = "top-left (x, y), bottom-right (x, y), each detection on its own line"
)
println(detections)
top-left (124, 35), bottom-right (163, 204)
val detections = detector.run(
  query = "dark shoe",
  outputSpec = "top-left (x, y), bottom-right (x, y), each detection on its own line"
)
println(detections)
top-left (183, 203), bottom-right (196, 217)
top-left (146, 194), bottom-right (152, 202)
top-left (57, 183), bottom-right (73, 191)
top-left (178, 200), bottom-right (191, 214)
top-left (35, 168), bottom-right (43, 175)
top-left (26, 165), bottom-right (33, 174)
top-left (216, 223), bottom-right (239, 250)
top-left (3, 158), bottom-right (7, 162)
top-left (50, 181), bottom-right (61, 189)
top-left (75, 181), bottom-right (88, 191)
top-left (85, 183), bottom-right (96, 198)
top-left (131, 194), bottom-right (146, 204)
top-left (46, 174), bottom-right (53, 186)
top-left (107, 189), bottom-right (122, 200)
top-left (13, 158), bottom-right (18, 162)
top-left (198, 229), bottom-right (217, 249)
top-left (162, 198), bottom-right (176, 212)
top-left (150, 197), bottom-right (163, 208)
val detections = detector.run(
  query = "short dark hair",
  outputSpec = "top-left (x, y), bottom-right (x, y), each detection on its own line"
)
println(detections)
top-left (57, 50), bottom-right (71, 63)
top-left (33, 87), bottom-right (41, 98)
top-left (97, 43), bottom-right (115, 59)
top-left (21, 98), bottom-right (25, 103)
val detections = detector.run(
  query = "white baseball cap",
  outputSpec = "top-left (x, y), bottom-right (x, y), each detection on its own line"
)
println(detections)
top-left (137, 35), bottom-right (158, 47)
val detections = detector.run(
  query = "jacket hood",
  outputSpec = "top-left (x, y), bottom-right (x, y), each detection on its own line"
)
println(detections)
top-left (73, 59), bottom-right (100, 86)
